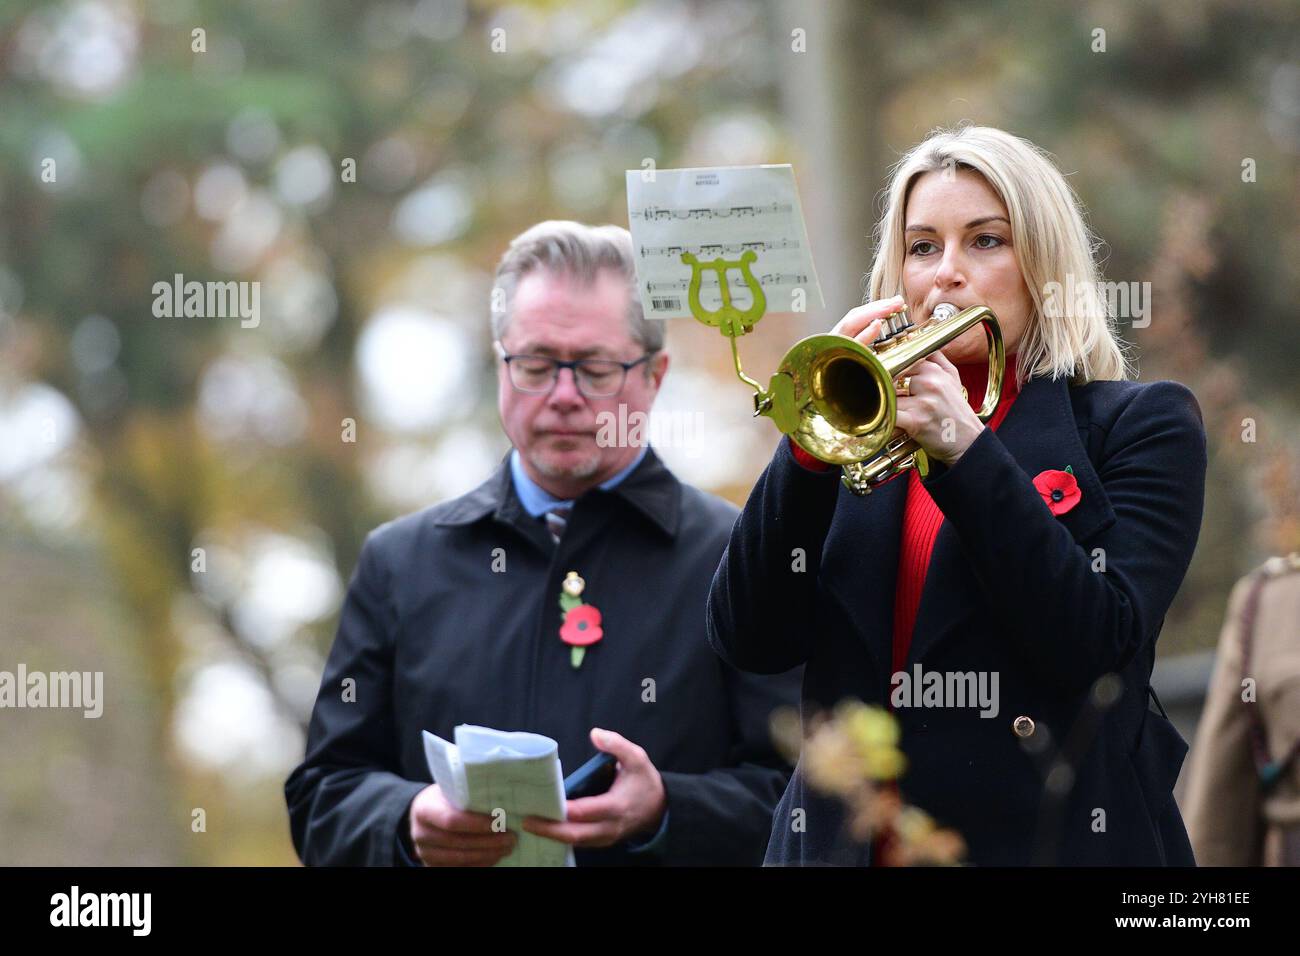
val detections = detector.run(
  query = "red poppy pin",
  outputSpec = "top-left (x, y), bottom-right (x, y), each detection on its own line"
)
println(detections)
top-left (1032, 465), bottom-right (1081, 516)
top-left (558, 571), bottom-right (603, 669)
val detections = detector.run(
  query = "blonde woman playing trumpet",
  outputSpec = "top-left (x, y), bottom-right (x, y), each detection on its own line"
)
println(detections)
top-left (708, 125), bottom-right (1206, 866)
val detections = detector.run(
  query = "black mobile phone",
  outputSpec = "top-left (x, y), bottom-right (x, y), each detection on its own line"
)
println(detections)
top-left (563, 751), bottom-right (618, 800)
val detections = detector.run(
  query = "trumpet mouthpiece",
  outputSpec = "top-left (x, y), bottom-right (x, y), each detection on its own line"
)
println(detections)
top-left (931, 302), bottom-right (959, 323)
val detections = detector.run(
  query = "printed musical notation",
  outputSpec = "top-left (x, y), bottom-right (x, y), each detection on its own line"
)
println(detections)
top-left (630, 202), bottom-right (793, 222)
top-left (645, 272), bottom-right (809, 293)
top-left (639, 238), bottom-right (800, 258)
top-left (625, 165), bottom-right (824, 321)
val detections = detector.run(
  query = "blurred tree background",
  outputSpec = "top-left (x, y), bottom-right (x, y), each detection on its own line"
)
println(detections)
top-left (0, 0), bottom-right (1295, 864)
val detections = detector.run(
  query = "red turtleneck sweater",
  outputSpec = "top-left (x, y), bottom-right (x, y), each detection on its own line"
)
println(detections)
top-left (889, 356), bottom-right (1020, 675)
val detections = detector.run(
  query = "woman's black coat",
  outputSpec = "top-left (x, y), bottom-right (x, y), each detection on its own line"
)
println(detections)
top-left (706, 374), bottom-right (1207, 865)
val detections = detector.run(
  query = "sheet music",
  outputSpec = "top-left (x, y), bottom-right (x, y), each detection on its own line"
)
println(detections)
top-left (422, 726), bottom-right (574, 867)
top-left (625, 164), bottom-right (824, 321)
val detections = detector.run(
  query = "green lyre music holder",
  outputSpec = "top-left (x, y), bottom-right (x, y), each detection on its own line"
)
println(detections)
top-left (680, 249), bottom-right (801, 436)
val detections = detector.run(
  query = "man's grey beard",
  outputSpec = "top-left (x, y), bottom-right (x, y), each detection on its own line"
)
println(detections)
top-left (528, 448), bottom-right (602, 482)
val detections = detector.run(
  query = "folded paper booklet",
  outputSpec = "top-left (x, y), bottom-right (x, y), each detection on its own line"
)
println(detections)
top-left (421, 725), bottom-right (574, 867)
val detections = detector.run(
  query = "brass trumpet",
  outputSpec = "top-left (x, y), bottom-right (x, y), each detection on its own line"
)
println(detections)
top-left (678, 251), bottom-right (1003, 495)
top-left (770, 302), bottom-right (1004, 494)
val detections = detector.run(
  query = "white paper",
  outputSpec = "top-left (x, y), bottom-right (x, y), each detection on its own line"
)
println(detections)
top-left (625, 164), bottom-right (824, 321)
top-left (421, 726), bottom-right (574, 867)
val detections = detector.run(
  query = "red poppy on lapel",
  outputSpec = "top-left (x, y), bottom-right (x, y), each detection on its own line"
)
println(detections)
top-left (1032, 468), bottom-right (1081, 516)
top-left (560, 604), bottom-right (603, 647)
top-left (558, 570), bottom-right (603, 668)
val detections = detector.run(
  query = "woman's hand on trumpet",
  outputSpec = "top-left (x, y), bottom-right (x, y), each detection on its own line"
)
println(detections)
top-left (831, 295), bottom-right (986, 467)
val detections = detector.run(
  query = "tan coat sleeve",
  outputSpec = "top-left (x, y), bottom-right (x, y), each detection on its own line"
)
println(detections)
top-left (1182, 576), bottom-right (1263, 865)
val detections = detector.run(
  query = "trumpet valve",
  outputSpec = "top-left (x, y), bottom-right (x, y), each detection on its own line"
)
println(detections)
top-left (875, 309), bottom-right (914, 345)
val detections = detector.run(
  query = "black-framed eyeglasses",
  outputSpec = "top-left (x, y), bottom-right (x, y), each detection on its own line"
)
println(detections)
top-left (494, 342), bottom-right (654, 398)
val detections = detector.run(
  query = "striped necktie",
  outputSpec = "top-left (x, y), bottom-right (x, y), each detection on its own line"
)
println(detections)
top-left (544, 506), bottom-right (571, 543)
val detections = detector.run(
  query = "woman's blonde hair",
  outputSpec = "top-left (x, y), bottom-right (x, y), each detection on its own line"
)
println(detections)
top-left (866, 125), bottom-right (1130, 385)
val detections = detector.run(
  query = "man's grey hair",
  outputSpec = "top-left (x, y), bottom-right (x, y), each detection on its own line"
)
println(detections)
top-left (490, 220), bottom-right (666, 354)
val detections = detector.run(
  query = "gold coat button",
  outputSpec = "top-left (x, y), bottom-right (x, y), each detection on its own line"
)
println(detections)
top-left (1012, 715), bottom-right (1036, 738)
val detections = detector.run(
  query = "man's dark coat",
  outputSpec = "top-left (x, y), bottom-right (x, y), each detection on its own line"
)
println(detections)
top-left (286, 448), bottom-right (800, 866)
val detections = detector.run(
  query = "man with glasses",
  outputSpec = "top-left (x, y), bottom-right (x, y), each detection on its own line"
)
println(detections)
top-left (286, 220), bottom-right (800, 866)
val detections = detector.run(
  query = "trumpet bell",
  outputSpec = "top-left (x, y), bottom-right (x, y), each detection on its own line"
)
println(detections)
top-left (765, 304), bottom-right (1003, 490)
top-left (776, 334), bottom-right (898, 465)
